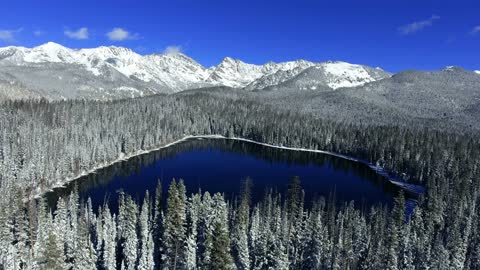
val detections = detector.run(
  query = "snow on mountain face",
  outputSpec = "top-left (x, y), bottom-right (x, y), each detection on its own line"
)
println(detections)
top-left (0, 42), bottom-right (391, 100)
top-left (144, 53), bottom-right (210, 89)
top-left (247, 61), bottom-right (391, 91)
top-left (208, 57), bottom-right (316, 88)
top-left (206, 57), bottom-right (265, 88)
top-left (0, 43), bottom-right (213, 91)
top-left (244, 66), bottom-right (307, 91)
top-left (321, 62), bottom-right (391, 89)
top-left (475, 70), bottom-right (480, 75)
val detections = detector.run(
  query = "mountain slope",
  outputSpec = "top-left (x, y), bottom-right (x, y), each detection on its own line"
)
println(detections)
top-left (256, 66), bottom-right (480, 129)
top-left (346, 66), bottom-right (480, 118)
top-left (207, 57), bottom-right (316, 88)
top-left (0, 42), bottom-right (390, 100)
top-left (260, 62), bottom-right (391, 91)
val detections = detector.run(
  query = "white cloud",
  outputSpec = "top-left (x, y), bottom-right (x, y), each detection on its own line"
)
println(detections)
top-left (398, 15), bottom-right (440, 35)
top-left (64, 27), bottom-right (89, 40)
top-left (33, 30), bottom-right (46, 36)
top-left (470, 26), bottom-right (480, 35)
top-left (0, 28), bottom-right (22, 43)
top-left (164, 45), bottom-right (182, 55)
top-left (106, 28), bottom-right (139, 41)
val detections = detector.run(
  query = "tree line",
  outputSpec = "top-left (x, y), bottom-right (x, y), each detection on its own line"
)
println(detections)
top-left (2, 177), bottom-right (425, 270)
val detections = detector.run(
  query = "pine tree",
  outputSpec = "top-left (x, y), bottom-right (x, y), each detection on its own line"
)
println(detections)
top-left (198, 192), bottom-right (215, 269)
top-left (0, 197), bottom-right (17, 270)
top-left (43, 231), bottom-right (66, 270)
top-left (32, 199), bottom-right (51, 269)
top-left (186, 193), bottom-right (201, 270)
top-left (122, 195), bottom-right (138, 270)
top-left (209, 194), bottom-right (234, 270)
top-left (232, 178), bottom-right (251, 270)
top-left (53, 197), bottom-right (68, 264)
top-left (13, 205), bottom-right (33, 270)
top-left (74, 214), bottom-right (97, 270)
top-left (153, 180), bottom-right (163, 268)
top-left (138, 192), bottom-right (155, 270)
top-left (431, 234), bottom-right (449, 270)
top-left (101, 205), bottom-right (117, 270)
top-left (66, 188), bottom-right (79, 268)
top-left (162, 179), bottom-right (187, 269)
top-left (210, 220), bottom-right (233, 270)
top-left (286, 176), bottom-right (305, 269)
top-left (302, 204), bottom-right (325, 270)
top-left (386, 191), bottom-right (405, 270)
top-left (117, 191), bottom-right (127, 270)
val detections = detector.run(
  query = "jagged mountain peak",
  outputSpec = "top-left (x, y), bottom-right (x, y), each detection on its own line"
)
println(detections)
top-left (35, 41), bottom-right (68, 50)
top-left (146, 51), bottom-right (201, 65)
top-left (87, 45), bottom-right (137, 55)
top-left (0, 42), bottom-right (394, 100)
top-left (217, 57), bottom-right (255, 69)
top-left (221, 56), bottom-right (236, 62)
top-left (220, 56), bottom-right (246, 63)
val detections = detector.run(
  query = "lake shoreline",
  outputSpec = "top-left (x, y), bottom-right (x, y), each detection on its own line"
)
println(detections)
top-left (34, 134), bottom-right (425, 200)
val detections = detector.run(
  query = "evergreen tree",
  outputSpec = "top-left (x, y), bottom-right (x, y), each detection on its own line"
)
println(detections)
top-left (198, 192), bottom-right (215, 269)
top-left (153, 180), bottom-right (163, 268)
top-left (122, 195), bottom-right (138, 270)
top-left (138, 192), bottom-right (155, 270)
top-left (74, 215), bottom-right (97, 270)
top-left (66, 187), bottom-right (79, 268)
top-left (386, 191), bottom-right (405, 270)
top-left (101, 205), bottom-right (117, 270)
top-left (232, 178), bottom-right (251, 270)
top-left (162, 179), bottom-right (187, 269)
top-left (286, 176), bottom-right (305, 269)
top-left (43, 231), bottom-right (66, 270)
top-left (185, 193), bottom-right (201, 270)
top-left (209, 194), bottom-right (234, 270)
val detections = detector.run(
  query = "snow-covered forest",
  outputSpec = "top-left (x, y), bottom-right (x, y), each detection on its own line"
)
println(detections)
top-left (0, 91), bottom-right (479, 269)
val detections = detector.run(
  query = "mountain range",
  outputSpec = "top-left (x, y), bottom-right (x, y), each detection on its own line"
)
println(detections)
top-left (0, 42), bottom-right (392, 100)
top-left (1, 42), bottom-right (480, 130)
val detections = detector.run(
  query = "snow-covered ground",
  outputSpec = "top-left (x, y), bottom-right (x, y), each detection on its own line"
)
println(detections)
top-left (321, 61), bottom-right (379, 89)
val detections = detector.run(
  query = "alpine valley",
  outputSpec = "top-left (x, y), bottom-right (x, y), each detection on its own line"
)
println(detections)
top-left (1, 40), bottom-right (480, 270)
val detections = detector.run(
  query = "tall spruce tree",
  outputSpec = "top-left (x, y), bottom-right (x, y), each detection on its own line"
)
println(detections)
top-left (138, 192), bottom-right (155, 270)
top-left (162, 179), bottom-right (187, 269)
top-left (232, 178), bottom-right (252, 270)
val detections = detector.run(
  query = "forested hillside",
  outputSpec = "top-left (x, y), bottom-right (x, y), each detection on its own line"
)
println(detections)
top-left (0, 91), bottom-right (479, 269)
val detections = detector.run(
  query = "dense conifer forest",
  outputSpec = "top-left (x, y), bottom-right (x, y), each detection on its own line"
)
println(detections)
top-left (0, 91), bottom-right (479, 269)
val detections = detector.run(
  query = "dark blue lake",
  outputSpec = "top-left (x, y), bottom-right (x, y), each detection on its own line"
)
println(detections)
top-left (47, 138), bottom-right (408, 210)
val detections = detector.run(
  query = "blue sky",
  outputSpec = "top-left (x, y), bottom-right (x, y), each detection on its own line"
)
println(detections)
top-left (0, 0), bottom-right (479, 72)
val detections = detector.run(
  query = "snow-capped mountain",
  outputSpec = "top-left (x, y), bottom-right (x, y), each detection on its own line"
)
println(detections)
top-left (256, 61), bottom-right (391, 91)
top-left (475, 70), bottom-right (480, 75)
top-left (206, 57), bottom-right (316, 88)
top-left (0, 42), bottom-right (391, 100)
top-left (0, 42), bottom-right (209, 90)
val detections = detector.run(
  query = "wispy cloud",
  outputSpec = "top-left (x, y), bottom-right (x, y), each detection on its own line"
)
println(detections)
top-left (164, 45), bottom-right (182, 55)
top-left (106, 28), bottom-right (140, 41)
top-left (33, 30), bottom-right (46, 36)
top-left (0, 28), bottom-right (22, 43)
top-left (470, 25), bottom-right (480, 35)
top-left (398, 15), bottom-right (440, 35)
top-left (64, 27), bottom-right (89, 40)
